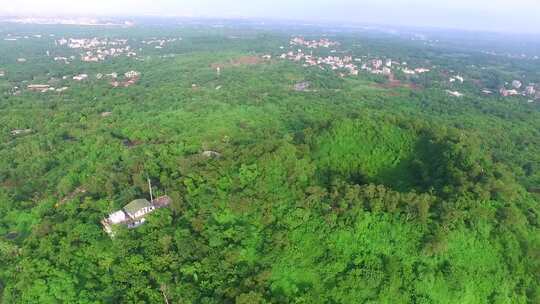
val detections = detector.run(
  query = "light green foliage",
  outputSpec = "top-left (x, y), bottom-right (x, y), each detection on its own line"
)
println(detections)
top-left (313, 118), bottom-right (416, 189)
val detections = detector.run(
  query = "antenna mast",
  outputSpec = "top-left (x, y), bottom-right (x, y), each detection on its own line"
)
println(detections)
top-left (148, 177), bottom-right (154, 202)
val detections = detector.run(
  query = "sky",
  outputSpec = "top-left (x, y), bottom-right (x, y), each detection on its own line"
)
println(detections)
top-left (2, 0), bottom-right (540, 34)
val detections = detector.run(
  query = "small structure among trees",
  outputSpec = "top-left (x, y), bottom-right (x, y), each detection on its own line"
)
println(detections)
top-left (101, 179), bottom-right (172, 236)
top-left (101, 195), bottom-right (171, 235)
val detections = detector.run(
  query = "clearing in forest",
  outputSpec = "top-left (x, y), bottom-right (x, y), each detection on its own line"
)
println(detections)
top-left (211, 55), bottom-right (265, 69)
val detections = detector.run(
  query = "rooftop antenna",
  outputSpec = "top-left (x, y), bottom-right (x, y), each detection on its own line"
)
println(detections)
top-left (147, 177), bottom-right (154, 202)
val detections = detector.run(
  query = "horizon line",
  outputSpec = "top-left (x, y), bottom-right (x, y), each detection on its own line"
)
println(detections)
top-left (1, 14), bottom-right (540, 36)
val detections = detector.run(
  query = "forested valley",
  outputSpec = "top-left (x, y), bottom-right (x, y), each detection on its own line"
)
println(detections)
top-left (0, 21), bottom-right (539, 303)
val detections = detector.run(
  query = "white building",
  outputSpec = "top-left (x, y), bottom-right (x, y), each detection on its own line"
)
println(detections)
top-left (108, 210), bottom-right (127, 224)
top-left (446, 90), bottom-right (464, 97)
top-left (123, 199), bottom-right (155, 219)
top-left (402, 68), bottom-right (416, 75)
top-left (500, 88), bottom-right (519, 97)
top-left (525, 85), bottom-right (536, 96)
top-left (124, 70), bottom-right (141, 79)
top-left (73, 74), bottom-right (88, 81)
top-left (415, 68), bottom-right (430, 74)
top-left (372, 59), bottom-right (383, 69)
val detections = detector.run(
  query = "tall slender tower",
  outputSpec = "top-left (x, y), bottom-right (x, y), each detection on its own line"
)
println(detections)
top-left (148, 178), bottom-right (154, 202)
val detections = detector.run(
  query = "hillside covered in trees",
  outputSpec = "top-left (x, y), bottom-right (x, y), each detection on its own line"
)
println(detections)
top-left (0, 20), bottom-right (539, 303)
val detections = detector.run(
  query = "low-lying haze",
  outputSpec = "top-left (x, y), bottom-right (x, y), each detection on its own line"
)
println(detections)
top-left (2, 0), bottom-right (540, 34)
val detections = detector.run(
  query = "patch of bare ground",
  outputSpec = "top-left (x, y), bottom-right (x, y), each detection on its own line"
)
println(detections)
top-left (57, 187), bottom-right (87, 207)
top-left (211, 56), bottom-right (265, 69)
top-left (374, 73), bottom-right (421, 90)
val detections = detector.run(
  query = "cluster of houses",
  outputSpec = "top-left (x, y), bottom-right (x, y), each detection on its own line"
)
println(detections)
top-left (142, 37), bottom-right (181, 49)
top-left (449, 75), bottom-right (464, 83)
top-left (53, 56), bottom-right (75, 64)
top-left (289, 37), bottom-right (340, 48)
top-left (3, 33), bottom-right (53, 41)
top-left (282, 37), bottom-right (438, 80)
top-left (2, 17), bottom-right (133, 27)
top-left (280, 51), bottom-right (359, 76)
top-left (481, 50), bottom-right (540, 61)
top-left (57, 37), bottom-right (128, 49)
top-left (445, 74), bottom-right (465, 97)
top-left (80, 48), bottom-right (137, 62)
top-left (22, 70), bottom-right (140, 94)
top-left (280, 44), bottom-right (434, 80)
top-left (56, 37), bottom-right (137, 62)
top-left (101, 195), bottom-right (171, 236)
top-left (360, 58), bottom-right (390, 75)
top-left (110, 70), bottom-right (141, 87)
top-left (446, 78), bottom-right (540, 100)
top-left (401, 67), bottom-right (431, 75)
top-left (499, 80), bottom-right (538, 99)
top-left (48, 36), bottom-right (183, 63)
top-left (281, 36), bottom-right (540, 102)
top-left (27, 84), bottom-right (68, 93)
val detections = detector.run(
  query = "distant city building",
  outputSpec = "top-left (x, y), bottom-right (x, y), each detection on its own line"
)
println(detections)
top-left (414, 68), bottom-right (430, 73)
top-left (73, 74), bottom-right (88, 81)
top-left (372, 59), bottom-right (383, 69)
top-left (481, 89), bottom-right (493, 95)
top-left (525, 85), bottom-right (536, 96)
top-left (289, 37), bottom-right (340, 48)
top-left (446, 90), bottom-right (464, 97)
top-left (402, 68), bottom-right (416, 75)
top-left (500, 88), bottom-right (519, 97)
top-left (27, 84), bottom-right (51, 92)
top-left (124, 70), bottom-right (140, 79)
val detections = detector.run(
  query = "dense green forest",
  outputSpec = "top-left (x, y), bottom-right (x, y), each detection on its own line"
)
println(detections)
top-left (0, 22), bottom-right (539, 303)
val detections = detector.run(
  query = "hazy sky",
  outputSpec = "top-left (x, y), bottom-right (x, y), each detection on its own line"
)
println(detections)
top-left (2, 0), bottom-right (540, 33)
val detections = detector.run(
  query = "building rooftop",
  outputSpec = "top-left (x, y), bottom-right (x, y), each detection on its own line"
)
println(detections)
top-left (108, 210), bottom-right (127, 224)
top-left (123, 199), bottom-right (151, 216)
